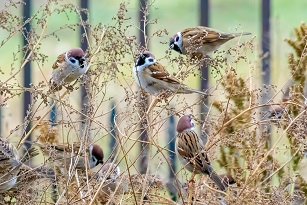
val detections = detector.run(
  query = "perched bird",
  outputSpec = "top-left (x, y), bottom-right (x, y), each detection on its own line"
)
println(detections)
top-left (175, 114), bottom-right (226, 191)
top-left (50, 48), bottom-right (87, 91)
top-left (133, 51), bottom-right (206, 95)
top-left (93, 163), bottom-right (129, 204)
top-left (37, 142), bottom-right (104, 172)
top-left (268, 105), bottom-right (285, 120)
top-left (0, 137), bottom-right (22, 193)
top-left (268, 98), bottom-right (289, 120)
top-left (99, 162), bottom-right (121, 180)
top-left (0, 138), bottom-right (39, 193)
top-left (169, 26), bottom-right (251, 58)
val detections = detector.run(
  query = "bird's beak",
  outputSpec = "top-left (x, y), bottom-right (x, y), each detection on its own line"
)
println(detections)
top-left (169, 44), bottom-right (174, 50)
top-left (99, 160), bottom-right (104, 164)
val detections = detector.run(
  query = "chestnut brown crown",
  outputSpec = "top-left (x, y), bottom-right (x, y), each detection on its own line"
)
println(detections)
top-left (176, 114), bottom-right (195, 133)
top-left (92, 144), bottom-right (104, 164)
top-left (67, 48), bottom-right (85, 58)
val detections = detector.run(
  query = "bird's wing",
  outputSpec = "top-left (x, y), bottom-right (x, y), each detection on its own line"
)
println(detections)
top-left (0, 138), bottom-right (21, 178)
top-left (176, 131), bottom-right (210, 172)
top-left (0, 138), bottom-right (19, 162)
top-left (182, 26), bottom-right (231, 45)
top-left (148, 63), bottom-right (181, 84)
top-left (52, 53), bottom-right (65, 70)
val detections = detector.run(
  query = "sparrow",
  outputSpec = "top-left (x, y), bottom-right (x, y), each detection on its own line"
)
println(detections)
top-left (175, 114), bottom-right (226, 191)
top-left (169, 26), bottom-right (251, 57)
top-left (0, 137), bottom-right (22, 193)
top-left (50, 48), bottom-right (88, 91)
top-left (0, 138), bottom-right (39, 193)
top-left (133, 51), bottom-right (206, 95)
top-left (92, 163), bottom-right (128, 204)
top-left (37, 142), bottom-right (104, 171)
top-left (99, 162), bottom-right (121, 180)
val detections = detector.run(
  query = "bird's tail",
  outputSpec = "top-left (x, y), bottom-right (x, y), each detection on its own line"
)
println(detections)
top-left (208, 170), bottom-right (227, 191)
top-left (189, 88), bottom-right (207, 96)
top-left (231, 32), bottom-right (252, 38)
top-left (178, 87), bottom-right (207, 96)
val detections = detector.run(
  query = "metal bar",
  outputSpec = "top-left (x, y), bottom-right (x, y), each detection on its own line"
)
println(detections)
top-left (261, 0), bottom-right (271, 133)
top-left (50, 100), bottom-right (56, 127)
top-left (167, 115), bottom-right (177, 201)
top-left (261, 0), bottom-right (271, 101)
top-left (109, 102), bottom-right (117, 160)
top-left (0, 99), bottom-right (2, 136)
top-left (261, 0), bottom-right (272, 186)
top-left (22, 0), bottom-right (32, 150)
top-left (200, 0), bottom-right (209, 144)
top-left (80, 0), bottom-right (89, 127)
top-left (138, 0), bottom-right (149, 175)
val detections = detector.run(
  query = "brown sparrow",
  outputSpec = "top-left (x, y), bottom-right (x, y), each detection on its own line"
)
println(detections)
top-left (37, 142), bottom-right (104, 171)
top-left (169, 26), bottom-right (251, 57)
top-left (175, 114), bottom-right (226, 191)
top-left (99, 162), bottom-right (121, 180)
top-left (50, 48), bottom-right (87, 91)
top-left (133, 51), bottom-right (206, 95)
top-left (268, 98), bottom-right (289, 120)
top-left (94, 163), bottom-right (128, 204)
top-left (0, 138), bottom-right (37, 193)
top-left (0, 137), bottom-right (21, 193)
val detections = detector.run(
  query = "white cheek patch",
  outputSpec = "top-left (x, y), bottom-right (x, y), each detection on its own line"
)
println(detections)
top-left (191, 119), bottom-right (195, 127)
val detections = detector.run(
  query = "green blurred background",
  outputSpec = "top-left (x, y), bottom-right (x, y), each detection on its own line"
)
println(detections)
top-left (0, 0), bottom-right (306, 179)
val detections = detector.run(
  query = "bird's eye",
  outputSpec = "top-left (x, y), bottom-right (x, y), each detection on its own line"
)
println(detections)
top-left (69, 57), bottom-right (76, 64)
top-left (175, 36), bottom-right (179, 42)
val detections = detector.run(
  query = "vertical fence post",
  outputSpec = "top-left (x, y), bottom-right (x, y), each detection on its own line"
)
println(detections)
top-left (80, 0), bottom-right (89, 133)
top-left (167, 115), bottom-right (177, 201)
top-left (138, 0), bottom-right (149, 175)
top-left (0, 99), bottom-right (2, 136)
top-left (22, 0), bottom-right (32, 150)
top-left (200, 0), bottom-right (209, 144)
top-left (109, 102), bottom-right (117, 160)
top-left (261, 0), bottom-right (271, 135)
top-left (261, 0), bottom-right (272, 187)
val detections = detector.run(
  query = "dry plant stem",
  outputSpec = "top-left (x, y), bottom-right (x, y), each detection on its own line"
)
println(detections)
top-left (143, 99), bottom-right (187, 203)
top-left (144, 193), bottom-right (177, 205)
top-left (188, 173), bottom-right (196, 205)
top-left (86, 30), bottom-right (106, 72)
top-left (239, 144), bottom-right (303, 204)
top-left (4, 22), bottom-right (48, 84)
top-left (114, 103), bottom-right (186, 203)
top-left (75, 170), bottom-right (85, 204)
top-left (140, 98), bottom-right (154, 204)
top-left (206, 102), bottom-right (302, 151)
top-left (146, 95), bottom-right (160, 114)
top-left (201, 181), bottom-right (228, 195)
top-left (89, 131), bottom-right (138, 205)
top-left (237, 109), bottom-right (306, 200)
top-left (16, 83), bottom-right (75, 149)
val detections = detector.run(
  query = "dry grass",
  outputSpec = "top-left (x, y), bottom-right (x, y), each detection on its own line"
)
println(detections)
top-left (0, 1), bottom-right (306, 204)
